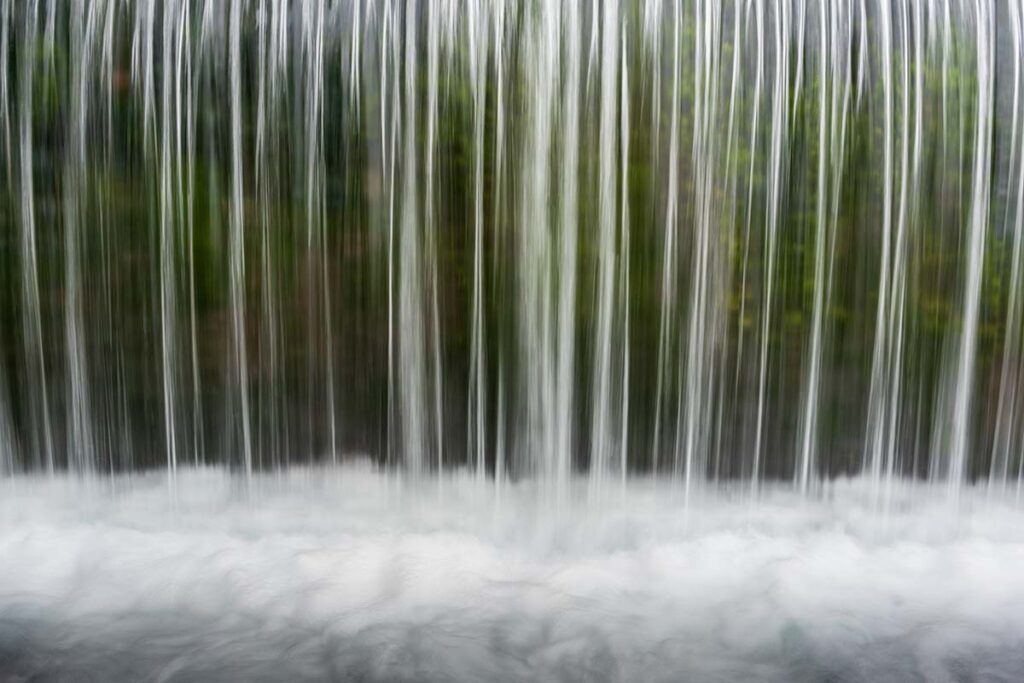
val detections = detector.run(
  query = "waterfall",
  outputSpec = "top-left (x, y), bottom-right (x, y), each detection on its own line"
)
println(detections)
top-left (0, 366), bottom-right (13, 475)
top-left (590, 0), bottom-right (620, 489)
top-left (0, 0), bottom-right (1022, 502)
top-left (991, 0), bottom-right (1024, 491)
top-left (16, 0), bottom-right (54, 473)
top-left (467, 0), bottom-right (487, 478)
top-left (228, 0), bottom-right (253, 474)
top-left (939, 0), bottom-right (994, 494)
top-left (517, 0), bottom-right (560, 483)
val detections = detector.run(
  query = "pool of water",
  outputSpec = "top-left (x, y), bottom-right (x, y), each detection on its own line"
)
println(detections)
top-left (1, 467), bottom-right (1023, 682)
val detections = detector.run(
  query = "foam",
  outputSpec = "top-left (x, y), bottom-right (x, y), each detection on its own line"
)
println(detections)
top-left (1, 467), bottom-right (1023, 681)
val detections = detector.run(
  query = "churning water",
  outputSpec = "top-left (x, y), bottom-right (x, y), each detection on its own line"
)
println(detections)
top-left (3, 468), bottom-right (1024, 682)
top-left (2, 0), bottom-right (1024, 680)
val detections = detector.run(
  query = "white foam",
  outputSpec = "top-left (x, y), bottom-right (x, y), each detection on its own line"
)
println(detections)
top-left (1, 467), bottom-right (1023, 681)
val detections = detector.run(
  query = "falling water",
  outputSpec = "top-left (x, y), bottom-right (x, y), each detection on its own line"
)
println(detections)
top-left (939, 0), bottom-right (994, 495)
top-left (398, 0), bottom-right (428, 472)
top-left (683, 0), bottom-right (721, 495)
top-left (0, 0), bottom-right (1022, 504)
top-left (467, 0), bottom-right (486, 478)
top-left (518, 0), bottom-right (560, 484)
top-left (590, 0), bottom-right (620, 488)
top-left (63, 0), bottom-right (94, 473)
top-left (651, 1), bottom-right (682, 477)
top-left (15, 0), bottom-right (54, 473)
top-left (228, 0), bottom-right (253, 474)
top-left (991, 0), bottom-right (1024, 490)
top-left (0, 365), bottom-right (12, 475)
